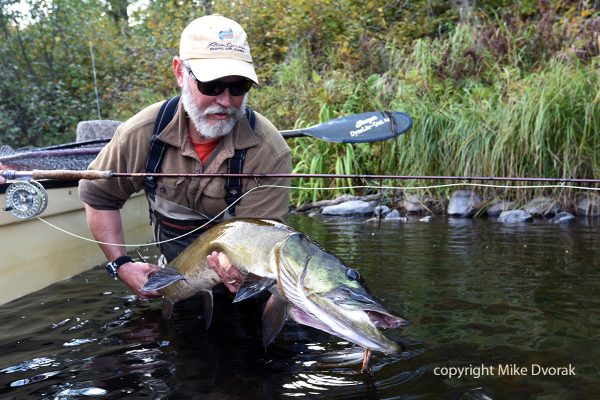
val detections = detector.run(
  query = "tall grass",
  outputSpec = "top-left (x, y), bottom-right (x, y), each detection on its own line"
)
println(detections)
top-left (250, 22), bottom-right (599, 207)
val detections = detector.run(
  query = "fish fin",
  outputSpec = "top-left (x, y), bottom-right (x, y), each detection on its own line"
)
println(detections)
top-left (143, 266), bottom-right (185, 291)
top-left (161, 300), bottom-right (174, 319)
top-left (277, 248), bottom-right (311, 306)
top-left (232, 273), bottom-right (276, 303)
top-left (200, 290), bottom-right (213, 330)
top-left (261, 295), bottom-right (287, 347)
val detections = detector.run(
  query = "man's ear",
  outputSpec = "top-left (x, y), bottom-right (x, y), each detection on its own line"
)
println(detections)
top-left (173, 56), bottom-right (185, 88)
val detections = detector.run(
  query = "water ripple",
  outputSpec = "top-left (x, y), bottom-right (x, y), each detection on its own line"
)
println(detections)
top-left (63, 337), bottom-right (96, 347)
top-left (10, 370), bottom-right (60, 387)
top-left (54, 386), bottom-right (107, 397)
top-left (1, 357), bottom-right (57, 374)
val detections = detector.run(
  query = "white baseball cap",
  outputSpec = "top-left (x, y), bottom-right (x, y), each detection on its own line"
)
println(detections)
top-left (179, 15), bottom-right (258, 84)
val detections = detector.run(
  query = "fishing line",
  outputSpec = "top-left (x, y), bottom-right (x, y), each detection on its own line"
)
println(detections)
top-left (32, 180), bottom-right (600, 248)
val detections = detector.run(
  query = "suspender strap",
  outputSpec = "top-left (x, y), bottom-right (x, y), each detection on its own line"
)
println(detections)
top-left (144, 96), bottom-right (180, 200)
top-left (223, 106), bottom-right (256, 216)
top-left (245, 105), bottom-right (256, 130)
top-left (224, 148), bottom-right (246, 215)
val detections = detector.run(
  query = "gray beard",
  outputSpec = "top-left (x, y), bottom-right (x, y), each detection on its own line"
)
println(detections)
top-left (181, 80), bottom-right (247, 139)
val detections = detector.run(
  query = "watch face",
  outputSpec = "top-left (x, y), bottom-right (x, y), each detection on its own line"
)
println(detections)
top-left (106, 262), bottom-right (118, 278)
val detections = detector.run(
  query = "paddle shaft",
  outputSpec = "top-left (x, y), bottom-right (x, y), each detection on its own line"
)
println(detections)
top-left (0, 131), bottom-right (309, 163)
top-left (0, 128), bottom-right (336, 163)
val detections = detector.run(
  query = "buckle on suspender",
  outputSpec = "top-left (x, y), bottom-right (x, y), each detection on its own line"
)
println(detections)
top-left (224, 148), bottom-right (246, 215)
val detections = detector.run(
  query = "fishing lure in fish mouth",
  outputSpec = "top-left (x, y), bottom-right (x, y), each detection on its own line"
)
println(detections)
top-left (143, 218), bottom-right (407, 373)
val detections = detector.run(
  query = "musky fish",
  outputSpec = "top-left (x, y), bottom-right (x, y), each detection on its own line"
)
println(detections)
top-left (144, 218), bottom-right (407, 368)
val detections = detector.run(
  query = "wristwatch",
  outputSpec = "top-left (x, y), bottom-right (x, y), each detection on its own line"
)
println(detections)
top-left (106, 255), bottom-right (134, 279)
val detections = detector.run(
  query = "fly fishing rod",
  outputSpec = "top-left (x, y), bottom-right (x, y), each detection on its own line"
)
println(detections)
top-left (2, 168), bottom-right (598, 220)
top-left (3, 170), bottom-right (600, 184)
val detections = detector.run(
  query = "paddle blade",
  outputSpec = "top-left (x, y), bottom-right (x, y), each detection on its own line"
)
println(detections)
top-left (281, 111), bottom-right (412, 143)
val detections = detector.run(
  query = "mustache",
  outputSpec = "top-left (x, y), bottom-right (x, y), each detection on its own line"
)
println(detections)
top-left (202, 104), bottom-right (240, 117)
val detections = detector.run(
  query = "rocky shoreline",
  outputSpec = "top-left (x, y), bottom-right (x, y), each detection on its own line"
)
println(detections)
top-left (291, 190), bottom-right (600, 223)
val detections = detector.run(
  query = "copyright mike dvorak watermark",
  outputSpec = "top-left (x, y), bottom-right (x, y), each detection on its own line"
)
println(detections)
top-left (433, 363), bottom-right (576, 379)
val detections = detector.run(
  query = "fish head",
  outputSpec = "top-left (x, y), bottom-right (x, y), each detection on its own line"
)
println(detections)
top-left (277, 233), bottom-right (407, 354)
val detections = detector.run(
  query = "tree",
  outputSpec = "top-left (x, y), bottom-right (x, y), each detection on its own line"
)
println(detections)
top-left (106, 0), bottom-right (130, 36)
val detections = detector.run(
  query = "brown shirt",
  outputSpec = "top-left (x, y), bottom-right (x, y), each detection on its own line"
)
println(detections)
top-left (79, 100), bottom-right (291, 220)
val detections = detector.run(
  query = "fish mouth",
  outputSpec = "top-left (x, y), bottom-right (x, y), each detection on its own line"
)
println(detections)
top-left (329, 287), bottom-right (408, 330)
top-left (287, 301), bottom-right (406, 354)
top-left (365, 310), bottom-right (408, 330)
top-left (310, 289), bottom-right (407, 353)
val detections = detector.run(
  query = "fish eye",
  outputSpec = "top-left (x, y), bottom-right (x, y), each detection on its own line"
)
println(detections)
top-left (346, 269), bottom-right (360, 281)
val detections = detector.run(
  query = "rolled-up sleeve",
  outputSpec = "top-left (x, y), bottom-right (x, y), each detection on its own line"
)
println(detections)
top-left (78, 128), bottom-right (144, 210)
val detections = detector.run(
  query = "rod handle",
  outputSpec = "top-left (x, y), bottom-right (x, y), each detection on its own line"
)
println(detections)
top-left (1, 169), bottom-right (113, 180)
top-left (30, 169), bottom-right (113, 180)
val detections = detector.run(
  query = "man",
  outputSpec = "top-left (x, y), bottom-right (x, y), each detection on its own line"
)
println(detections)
top-left (79, 15), bottom-right (291, 299)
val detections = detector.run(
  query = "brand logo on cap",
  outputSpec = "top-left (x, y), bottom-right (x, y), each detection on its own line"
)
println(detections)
top-left (219, 28), bottom-right (233, 41)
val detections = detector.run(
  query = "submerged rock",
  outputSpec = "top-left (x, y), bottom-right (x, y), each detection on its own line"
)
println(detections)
top-left (524, 197), bottom-right (561, 217)
top-left (498, 210), bottom-right (533, 223)
top-left (577, 195), bottom-right (600, 216)
top-left (447, 190), bottom-right (481, 217)
top-left (550, 212), bottom-right (576, 224)
top-left (486, 200), bottom-right (516, 218)
top-left (384, 209), bottom-right (408, 221)
top-left (374, 205), bottom-right (391, 218)
top-left (322, 200), bottom-right (374, 216)
top-left (404, 194), bottom-right (432, 214)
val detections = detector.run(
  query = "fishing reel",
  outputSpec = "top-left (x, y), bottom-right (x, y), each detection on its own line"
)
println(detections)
top-left (3, 180), bottom-right (48, 219)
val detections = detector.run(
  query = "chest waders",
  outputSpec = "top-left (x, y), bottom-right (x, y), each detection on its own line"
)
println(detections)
top-left (144, 96), bottom-right (256, 262)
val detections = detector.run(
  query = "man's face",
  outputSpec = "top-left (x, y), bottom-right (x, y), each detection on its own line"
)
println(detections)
top-left (181, 72), bottom-right (248, 139)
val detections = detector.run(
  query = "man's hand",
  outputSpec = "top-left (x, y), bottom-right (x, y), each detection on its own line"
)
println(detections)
top-left (0, 163), bottom-right (8, 184)
top-left (207, 251), bottom-right (244, 293)
top-left (117, 261), bottom-right (162, 300)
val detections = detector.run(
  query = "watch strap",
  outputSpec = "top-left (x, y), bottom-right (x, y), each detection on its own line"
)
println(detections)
top-left (106, 255), bottom-right (134, 279)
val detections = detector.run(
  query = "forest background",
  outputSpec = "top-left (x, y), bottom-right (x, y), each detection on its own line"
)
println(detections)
top-left (0, 0), bottom-right (598, 207)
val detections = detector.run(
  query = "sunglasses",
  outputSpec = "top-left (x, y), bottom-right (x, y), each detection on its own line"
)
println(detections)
top-left (185, 66), bottom-right (253, 96)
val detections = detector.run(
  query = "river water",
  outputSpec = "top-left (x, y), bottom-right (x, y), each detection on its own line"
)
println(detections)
top-left (1, 214), bottom-right (598, 399)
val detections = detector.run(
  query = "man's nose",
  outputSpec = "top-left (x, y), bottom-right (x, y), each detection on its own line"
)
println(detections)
top-left (215, 89), bottom-right (234, 107)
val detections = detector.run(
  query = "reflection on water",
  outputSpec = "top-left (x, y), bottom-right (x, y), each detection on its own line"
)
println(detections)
top-left (0, 215), bottom-right (599, 399)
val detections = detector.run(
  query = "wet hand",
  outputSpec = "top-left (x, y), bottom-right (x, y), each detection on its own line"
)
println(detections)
top-left (207, 251), bottom-right (244, 293)
top-left (117, 262), bottom-right (162, 300)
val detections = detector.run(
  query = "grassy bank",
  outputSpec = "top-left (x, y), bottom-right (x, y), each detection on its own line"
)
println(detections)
top-left (249, 21), bottom-right (599, 207)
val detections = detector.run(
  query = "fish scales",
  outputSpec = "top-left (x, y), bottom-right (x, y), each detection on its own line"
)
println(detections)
top-left (163, 219), bottom-right (294, 301)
